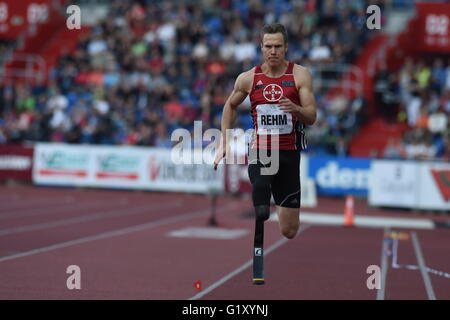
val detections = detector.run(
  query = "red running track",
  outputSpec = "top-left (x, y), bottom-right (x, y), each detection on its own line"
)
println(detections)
top-left (0, 185), bottom-right (449, 300)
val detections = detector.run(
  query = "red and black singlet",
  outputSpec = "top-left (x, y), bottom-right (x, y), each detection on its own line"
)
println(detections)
top-left (249, 61), bottom-right (306, 150)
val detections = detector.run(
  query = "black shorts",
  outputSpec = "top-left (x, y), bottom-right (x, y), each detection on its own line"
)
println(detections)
top-left (248, 149), bottom-right (301, 208)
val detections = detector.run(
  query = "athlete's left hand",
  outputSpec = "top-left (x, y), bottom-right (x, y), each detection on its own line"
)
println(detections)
top-left (278, 96), bottom-right (300, 114)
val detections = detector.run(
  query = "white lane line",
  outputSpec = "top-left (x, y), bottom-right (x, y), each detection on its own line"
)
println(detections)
top-left (189, 225), bottom-right (312, 300)
top-left (0, 200), bottom-right (183, 236)
top-left (0, 203), bottom-right (236, 263)
top-left (269, 212), bottom-right (435, 230)
top-left (168, 227), bottom-right (248, 240)
top-left (411, 232), bottom-right (437, 300)
top-left (377, 227), bottom-right (390, 300)
top-left (390, 236), bottom-right (450, 278)
top-left (391, 237), bottom-right (417, 270)
top-left (356, 216), bottom-right (434, 230)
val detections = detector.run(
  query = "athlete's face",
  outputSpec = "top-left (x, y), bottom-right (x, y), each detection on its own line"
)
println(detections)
top-left (261, 33), bottom-right (288, 67)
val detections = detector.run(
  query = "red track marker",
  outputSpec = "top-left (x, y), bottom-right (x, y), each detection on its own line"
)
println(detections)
top-left (194, 280), bottom-right (202, 291)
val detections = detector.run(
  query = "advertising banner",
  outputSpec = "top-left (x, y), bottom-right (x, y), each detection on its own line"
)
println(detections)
top-left (90, 147), bottom-right (146, 189)
top-left (0, 144), bottom-right (33, 182)
top-left (32, 144), bottom-right (449, 210)
top-left (307, 156), bottom-right (371, 196)
top-left (368, 160), bottom-right (419, 208)
top-left (33, 143), bottom-right (224, 194)
top-left (369, 160), bottom-right (450, 211)
top-left (418, 162), bottom-right (450, 210)
top-left (33, 143), bottom-right (92, 186)
top-left (0, 0), bottom-right (54, 39)
top-left (416, 2), bottom-right (450, 53)
top-left (145, 148), bottom-right (223, 193)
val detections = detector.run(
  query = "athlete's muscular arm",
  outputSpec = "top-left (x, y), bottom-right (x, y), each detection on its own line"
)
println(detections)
top-left (278, 65), bottom-right (317, 125)
top-left (213, 70), bottom-right (252, 170)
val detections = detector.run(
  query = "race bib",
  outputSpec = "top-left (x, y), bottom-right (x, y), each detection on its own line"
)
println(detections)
top-left (256, 104), bottom-right (293, 135)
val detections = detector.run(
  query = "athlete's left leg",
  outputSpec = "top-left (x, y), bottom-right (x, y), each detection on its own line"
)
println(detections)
top-left (272, 150), bottom-right (301, 239)
top-left (276, 206), bottom-right (300, 239)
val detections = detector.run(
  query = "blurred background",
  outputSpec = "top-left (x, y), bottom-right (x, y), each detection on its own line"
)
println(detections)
top-left (0, 0), bottom-right (449, 212)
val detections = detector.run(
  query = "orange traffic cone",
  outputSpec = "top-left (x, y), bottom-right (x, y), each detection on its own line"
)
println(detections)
top-left (344, 195), bottom-right (355, 227)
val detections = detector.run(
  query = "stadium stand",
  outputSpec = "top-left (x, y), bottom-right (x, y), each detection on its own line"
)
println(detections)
top-left (0, 0), bottom-right (448, 161)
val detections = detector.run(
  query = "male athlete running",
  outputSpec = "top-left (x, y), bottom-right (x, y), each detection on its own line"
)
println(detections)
top-left (214, 23), bottom-right (317, 239)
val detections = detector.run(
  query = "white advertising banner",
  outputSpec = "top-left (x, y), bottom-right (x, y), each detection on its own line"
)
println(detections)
top-left (418, 162), bottom-right (450, 210)
top-left (145, 148), bottom-right (223, 193)
top-left (33, 143), bottom-right (93, 186)
top-left (33, 143), bottom-right (224, 194)
top-left (369, 160), bottom-right (450, 210)
top-left (33, 144), bottom-right (448, 210)
top-left (90, 146), bottom-right (147, 189)
top-left (369, 161), bottom-right (419, 208)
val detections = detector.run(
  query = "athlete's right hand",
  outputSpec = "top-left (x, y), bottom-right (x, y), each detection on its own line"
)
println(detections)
top-left (213, 143), bottom-right (228, 170)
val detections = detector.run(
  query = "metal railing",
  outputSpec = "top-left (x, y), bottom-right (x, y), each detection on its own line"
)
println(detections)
top-left (0, 53), bottom-right (46, 83)
top-left (0, 0), bottom-right (68, 82)
top-left (308, 64), bottom-right (364, 97)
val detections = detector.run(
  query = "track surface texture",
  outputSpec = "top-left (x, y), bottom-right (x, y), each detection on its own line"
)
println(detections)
top-left (0, 185), bottom-right (449, 300)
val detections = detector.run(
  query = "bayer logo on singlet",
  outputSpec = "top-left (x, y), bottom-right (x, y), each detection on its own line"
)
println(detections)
top-left (262, 84), bottom-right (283, 102)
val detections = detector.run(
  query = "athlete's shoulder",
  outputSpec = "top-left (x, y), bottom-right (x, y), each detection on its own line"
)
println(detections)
top-left (292, 63), bottom-right (312, 87)
top-left (292, 63), bottom-right (312, 77)
top-left (237, 67), bottom-right (256, 82)
top-left (235, 67), bottom-right (256, 92)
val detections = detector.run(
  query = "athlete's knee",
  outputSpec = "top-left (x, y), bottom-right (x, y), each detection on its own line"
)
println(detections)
top-left (281, 222), bottom-right (300, 239)
top-left (282, 227), bottom-right (298, 239)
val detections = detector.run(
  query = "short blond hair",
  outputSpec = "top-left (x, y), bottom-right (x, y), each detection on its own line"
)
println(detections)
top-left (261, 23), bottom-right (288, 44)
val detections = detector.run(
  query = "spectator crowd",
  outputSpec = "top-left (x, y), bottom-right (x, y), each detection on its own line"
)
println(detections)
top-left (376, 57), bottom-right (450, 161)
top-left (1, 0), bottom-right (417, 159)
